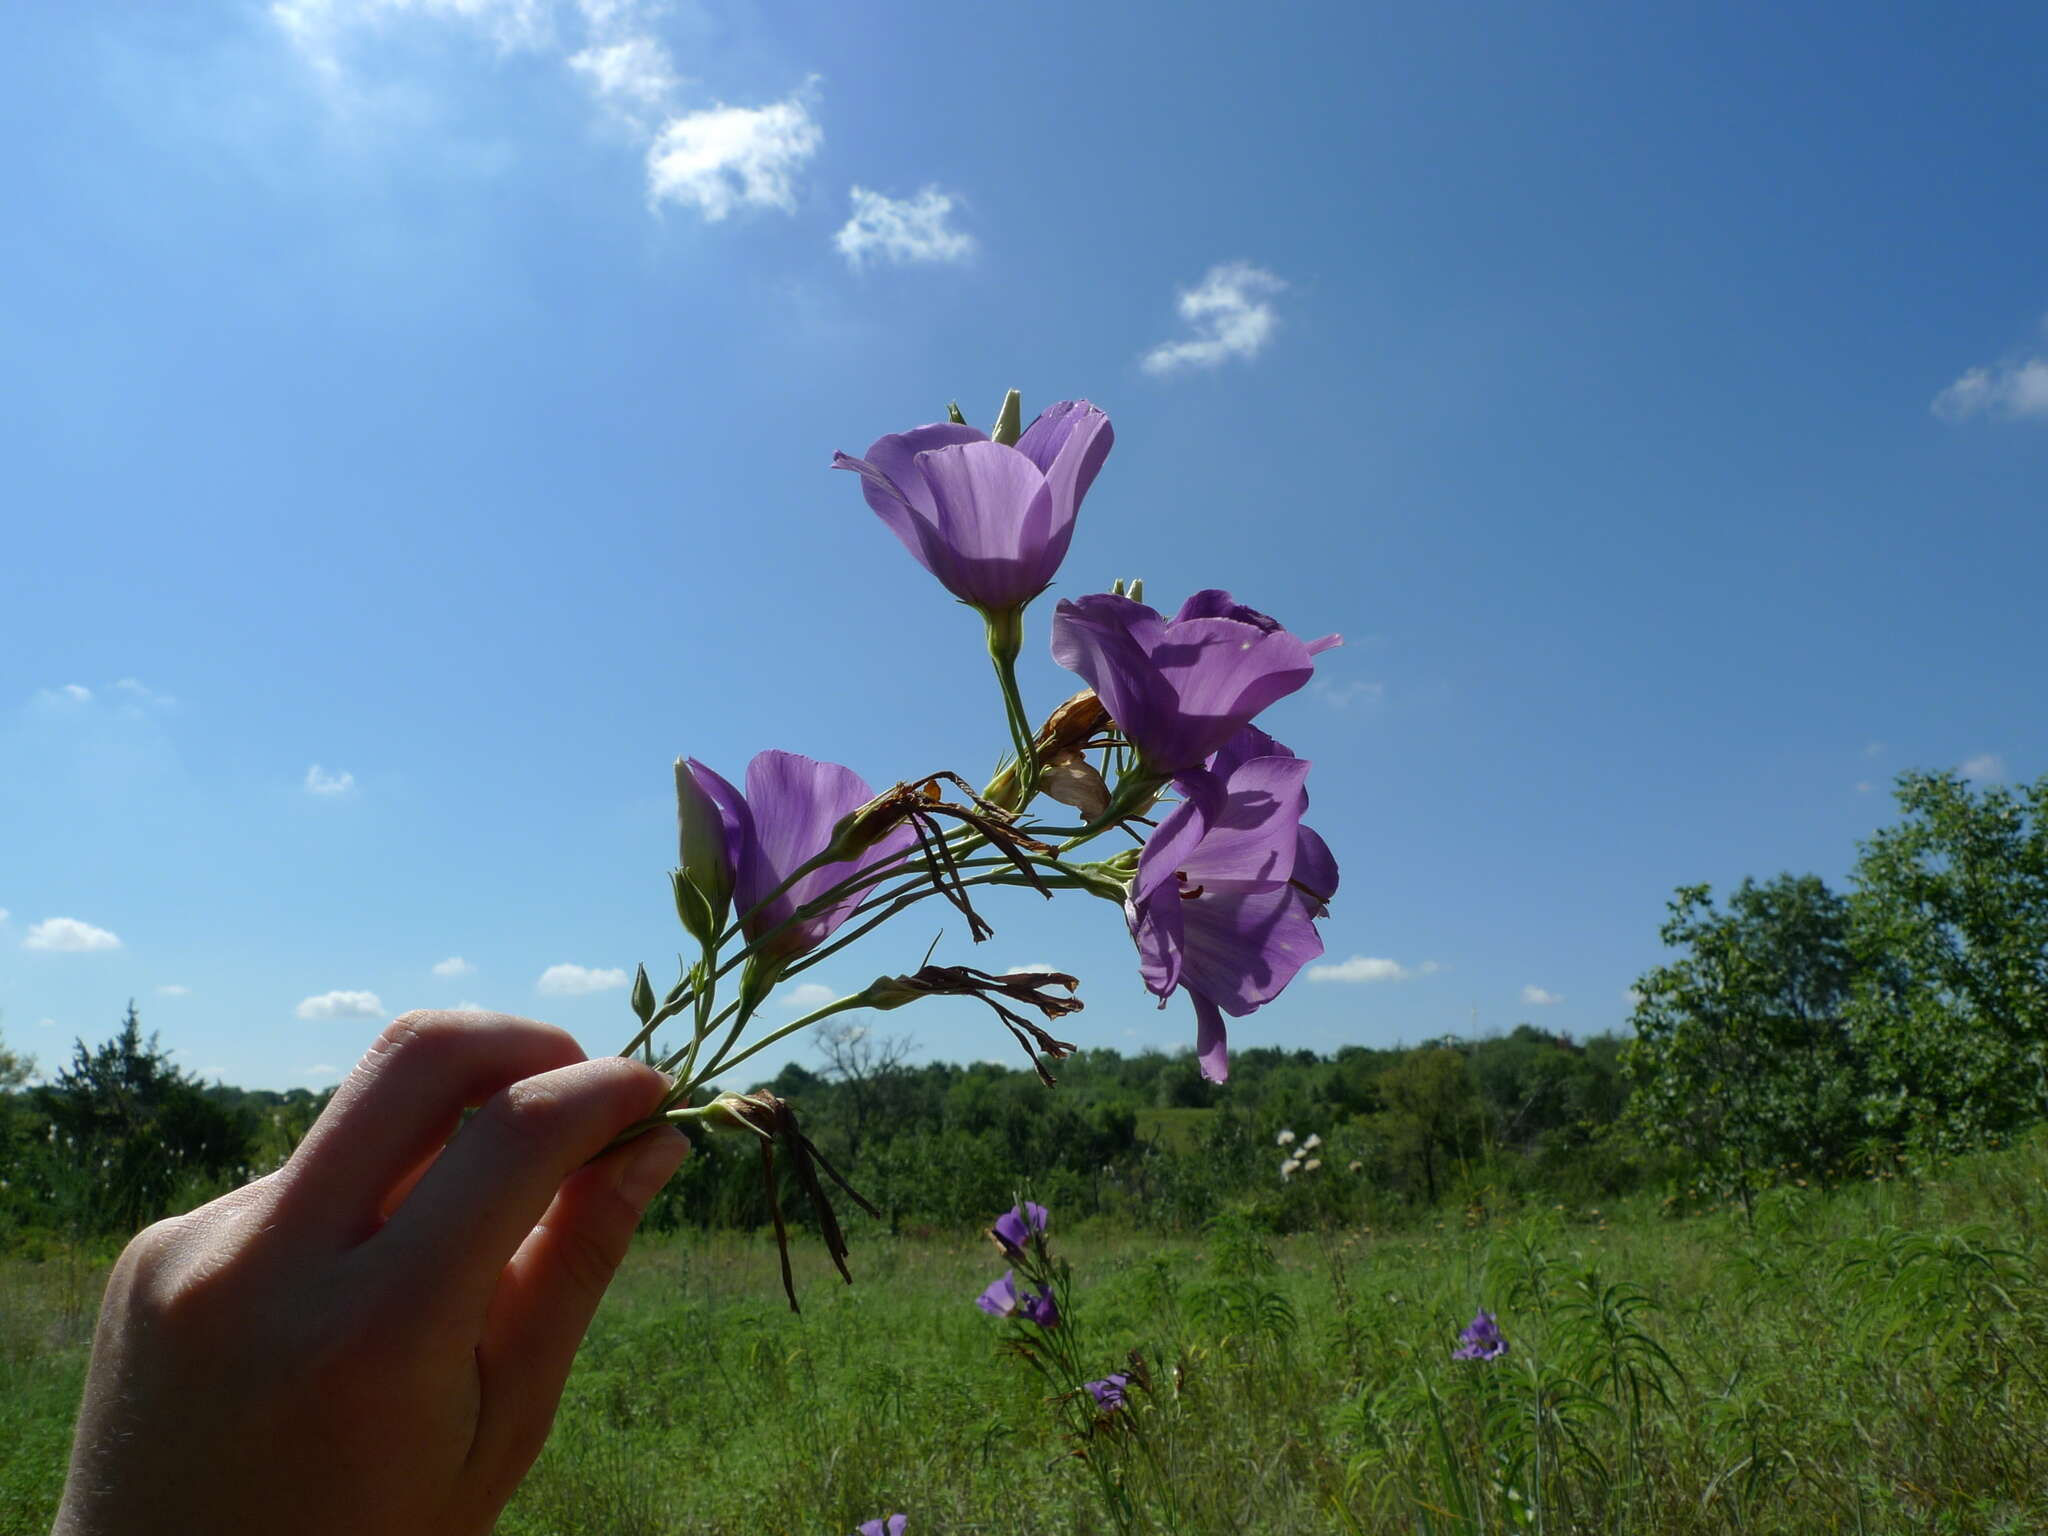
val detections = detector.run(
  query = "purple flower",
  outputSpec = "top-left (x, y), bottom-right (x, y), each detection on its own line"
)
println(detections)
top-left (1085, 1372), bottom-right (1132, 1411)
top-left (857, 1518), bottom-right (908, 1536)
top-left (1050, 590), bottom-right (1338, 775)
top-left (1452, 1309), bottom-right (1509, 1361)
top-left (990, 1200), bottom-right (1048, 1260)
top-left (833, 401), bottom-right (1113, 612)
top-left (975, 1269), bottom-right (1059, 1328)
top-left (1123, 726), bottom-right (1338, 1083)
top-left (679, 751), bottom-right (915, 964)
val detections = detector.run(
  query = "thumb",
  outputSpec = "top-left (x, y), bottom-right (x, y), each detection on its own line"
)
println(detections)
top-left (468, 1128), bottom-right (689, 1478)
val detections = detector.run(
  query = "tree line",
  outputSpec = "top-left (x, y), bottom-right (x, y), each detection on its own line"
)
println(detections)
top-left (4, 769), bottom-right (2041, 1245)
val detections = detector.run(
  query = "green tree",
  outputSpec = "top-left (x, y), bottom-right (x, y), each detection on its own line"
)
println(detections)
top-left (1847, 771), bottom-right (2048, 1151)
top-left (1374, 1046), bottom-right (1482, 1204)
top-left (34, 1000), bottom-right (255, 1234)
top-left (1622, 876), bottom-right (1860, 1210)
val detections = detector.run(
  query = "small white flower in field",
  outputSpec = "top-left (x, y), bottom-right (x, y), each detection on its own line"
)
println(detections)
top-left (1347, 1159), bottom-right (1364, 1173)
top-left (1302, 1133), bottom-right (1323, 1151)
top-left (1276, 1128), bottom-right (1296, 1146)
top-left (1304, 1158), bottom-right (1322, 1172)
top-left (1280, 1158), bottom-right (1300, 1179)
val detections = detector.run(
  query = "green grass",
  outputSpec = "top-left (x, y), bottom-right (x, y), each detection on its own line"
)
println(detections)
top-left (7, 1144), bottom-right (2048, 1535)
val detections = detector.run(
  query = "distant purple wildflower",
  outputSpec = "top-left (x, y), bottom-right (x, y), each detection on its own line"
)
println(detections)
top-left (679, 751), bottom-right (915, 964)
top-left (989, 1200), bottom-right (1048, 1260)
top-left (1050, 589), bottom-right (1338, 775)
top-left (1452, 1309), bottom-right (1509, 1361)
top-left (975, 1269), bottom-right (1060, 1328)
top-left (833, 401), bottom-right (1113, 613)
top-left (1085, 1372), bottom-right (1132, 1411)
top-left (856, 1518), bottom-right (908, 1536)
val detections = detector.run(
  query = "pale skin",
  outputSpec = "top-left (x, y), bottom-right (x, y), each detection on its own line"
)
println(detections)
top-left (53, 1010), bottom-right (690, 1536)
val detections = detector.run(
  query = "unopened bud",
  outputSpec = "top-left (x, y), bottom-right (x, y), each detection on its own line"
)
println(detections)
top-left (947, 400), bottom-right (969, 425)
top-left (675, 758), bottom-right (735, 939)
top-left (990, 388), bottom-right (1022, 446)
top-left (630, 963), bottom-right (657, 1026)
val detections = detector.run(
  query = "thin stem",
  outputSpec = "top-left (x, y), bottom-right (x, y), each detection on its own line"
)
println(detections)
top-left (699, 991), bottom-right (873, 1084)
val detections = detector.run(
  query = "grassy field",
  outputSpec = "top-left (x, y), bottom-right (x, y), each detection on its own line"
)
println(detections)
top-left (6, 1144), bottom-right (2048, 1535)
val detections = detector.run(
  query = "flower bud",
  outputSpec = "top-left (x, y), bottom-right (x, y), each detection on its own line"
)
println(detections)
top-left (947, 400), bottom-right (969, 425)
top-left (990, 388), bottom-right (1022, 446)
top-left (630, 963), bottom-right (657, 1026)
top-left (675, 758), bottom-right (735, 942)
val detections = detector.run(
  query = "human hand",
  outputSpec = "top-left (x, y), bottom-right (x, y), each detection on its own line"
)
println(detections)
top-left (53, 1010), bottom-right (689, 1536)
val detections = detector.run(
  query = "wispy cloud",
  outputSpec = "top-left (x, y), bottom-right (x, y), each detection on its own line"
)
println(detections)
top-left (112, 678), bottom-right (177, 712)
top-left (32, 684), bottom-right (94, 708)
top-left (1141, 262), bottom-right (1286, 376)
top-left (156, 983), bottom-right (191, 997)
top-left (269, 0), bottom-right (825, 225)
top-left (1959, 753), bottom-right (2006, 782)
top-left (834, 185), bottom-right (973, 268)
top-left (536, 962), bottom-right (629, 995)
top-left (1306, 956), bottom-right (1440, 984)
top-left (302, 1062), bottom-right (341, 1080)
top-left (776, 981), bottom-right (837, 1010)
top-left (23, 917), bottom-right (124, 953)
top-left (431, 955), bottom-right (475, 978)
top-left (1521, 984), bottom-right (1564, 1007)
top-left (295, 988), bottom-right (385, 1020)
top-left (305, 764), bottom-right (356, 796)
top-left (1313, 678), bottom-right (1384, 710)
top-left (1934, 315), bottom-right (2048, 422)
top-left (645, 92), bottom-right (822, 219)
top-left (0, 909), bottom-right (9, 926)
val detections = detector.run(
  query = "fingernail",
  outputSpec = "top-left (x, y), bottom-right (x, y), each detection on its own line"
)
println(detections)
top-left (616, 1128), bottom-right (689, 1207)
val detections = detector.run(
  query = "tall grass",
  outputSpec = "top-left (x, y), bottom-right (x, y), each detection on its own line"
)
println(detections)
top-left (4, 1138), bottom-right (2046, 1534)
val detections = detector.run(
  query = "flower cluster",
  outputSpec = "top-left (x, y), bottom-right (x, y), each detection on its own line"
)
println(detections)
top-left (856, 1517), bottom-right (907, 1536)
top-left (608, 389), bottom-right (1341, 1304)
top-left (974, 1201), bottom-right (1059, 1328)
top-left (1278, 1128), bottom-right (1325, 1180)
top-left (1452, 1308), bottom-right (1510, 1361)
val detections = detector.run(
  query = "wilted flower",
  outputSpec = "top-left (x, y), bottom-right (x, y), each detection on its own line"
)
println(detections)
top-left (1276, 1128), bottom-right (1297, 1146)
top-left (1122, 726), bottom-right (1337, 1081)
top-left (857, 1518), bottom-right (908, 1536)
top-left (1050, 589), bottom-right (1338, 775)
top-left (976, 1270), bottom-right (1059, 1328)
top-left (833, 399), bottom-right (1113, 615)
top-left (1085, 1372), bottom-right (1132, 1411)
top-left (1452, 1309), bottom-right (1509, 1361)
top-left (679, 752), bottom-right (915, 965)
top-left (989, 1200), bottom-right (1049, 1261)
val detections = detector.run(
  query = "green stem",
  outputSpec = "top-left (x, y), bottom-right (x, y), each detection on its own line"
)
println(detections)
top-left (699, 991), bottom-right (874, 1084)
top-left (984, 607), bottom-right (1039, 813)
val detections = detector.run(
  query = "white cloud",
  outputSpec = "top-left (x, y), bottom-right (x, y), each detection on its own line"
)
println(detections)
top-left (271, 0), bottom-right (556, 77)
top-left (36, 1018), bottom-right (58, 1030)
top-left (1140, 262), bottom-right (1287, 376)
top-left (295, 989), bottom-right (385, 1021)
top-left (568, 34), bottom-right (677, 127)
top-left (1959, 753), bottom-right (2006, 782)
top-left (112, 678), bottom-right (176, 711)
top-left (156, 983), bottom-right (191, 997)
top-left (834, 185), bottom-right (974, 268)
top-left (450, 1000), bottom-right (490, 1013)
top-left (31, 684), bottom-right (93, 708)
top-left (1933, 358), bottom-right (2048, 423)
top-left (432, 955), bottom-right (475, 978)
top-left (1315, 679), bottom-right (1385, 709)
top-left (0, 909), bottom-right (8, 925)
top-left (1005, 962), bottom-right (1060, 976)
top-left (305, 764), bottom-right (356, 797)
top-left (23, 917), bottom-right (124, 953)
top-left (776, 981), bottom-right (837, 1010)
top-left (1306, 956), bottom-right (1440, 984)
top-left (645, 91), bottom-right (822, 220)
top-left (537, 962), bottom-right (629, 996)
top-left (302, 1062), bottom-right (341, 1079)
top-left (1521, 985), bottom-right (1564, 1007)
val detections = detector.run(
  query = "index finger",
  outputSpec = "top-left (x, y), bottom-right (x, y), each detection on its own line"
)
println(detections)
top-left (371, 1054), bottom-right (673, 1322)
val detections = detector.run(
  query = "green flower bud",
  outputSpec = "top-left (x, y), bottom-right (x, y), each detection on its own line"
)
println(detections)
top-left (630, 963), bottom-right (657, 1026)
top-left (947, 400), bottom-right (969, 425)
top-left (990, 388), bottom-right (1022, 446)
top-left (674, 758), bottom-right (734, 941)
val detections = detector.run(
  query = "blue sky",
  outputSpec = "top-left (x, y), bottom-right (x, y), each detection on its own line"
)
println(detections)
top-left (4, 1), bottom-right (2044, 1090)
